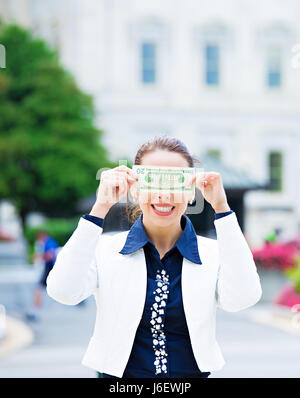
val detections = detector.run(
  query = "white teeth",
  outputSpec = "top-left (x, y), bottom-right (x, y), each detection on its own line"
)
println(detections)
top-left (153, 205), bottom-right (173, 213)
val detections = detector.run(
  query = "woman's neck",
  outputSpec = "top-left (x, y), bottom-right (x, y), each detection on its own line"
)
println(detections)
top-left (142, 215), bottom-right (184, 259)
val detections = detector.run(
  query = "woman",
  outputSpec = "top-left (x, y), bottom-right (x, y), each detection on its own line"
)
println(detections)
top-left (46, 136), bottom-right (262, 378)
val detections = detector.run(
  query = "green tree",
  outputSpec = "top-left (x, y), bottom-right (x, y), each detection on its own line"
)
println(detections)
top-left (0, 23), bottom-right (115, 229)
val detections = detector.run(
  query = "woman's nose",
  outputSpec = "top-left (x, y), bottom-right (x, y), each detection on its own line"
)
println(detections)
top-left (158, 191), bottom-right (172, 203)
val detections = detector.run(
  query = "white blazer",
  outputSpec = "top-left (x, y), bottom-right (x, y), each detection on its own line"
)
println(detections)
top-left (46, 211), bottom-right (262, 377)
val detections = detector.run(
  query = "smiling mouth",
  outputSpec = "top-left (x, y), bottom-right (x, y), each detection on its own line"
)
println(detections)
top-left (151, 204), bottom-right (175, 216)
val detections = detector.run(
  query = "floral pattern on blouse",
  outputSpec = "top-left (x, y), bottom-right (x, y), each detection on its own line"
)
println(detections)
top-left (150, 268), bottom-right (170, 375)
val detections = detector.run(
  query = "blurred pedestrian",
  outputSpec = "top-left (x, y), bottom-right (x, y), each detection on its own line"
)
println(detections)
top-left (26, 229), bottom-right (59, 321)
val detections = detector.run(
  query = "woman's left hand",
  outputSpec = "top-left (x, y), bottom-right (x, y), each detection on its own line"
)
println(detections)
top-left (187, 171), bottom-right (231, 213)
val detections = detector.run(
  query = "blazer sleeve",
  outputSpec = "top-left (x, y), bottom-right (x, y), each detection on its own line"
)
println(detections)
top-left (214, 211), bottom-right (262, 312)
top-left (46, 217), bottom-right (103, 306)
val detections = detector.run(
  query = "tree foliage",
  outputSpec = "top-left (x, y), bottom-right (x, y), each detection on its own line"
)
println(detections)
top-left (0, 24), bottom-right (114, 227)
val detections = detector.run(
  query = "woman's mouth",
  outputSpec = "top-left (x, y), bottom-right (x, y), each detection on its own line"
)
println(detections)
top-left (151, 204), bottom-right (175, 216)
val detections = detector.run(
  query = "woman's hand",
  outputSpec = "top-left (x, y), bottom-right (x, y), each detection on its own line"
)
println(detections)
top-left (187, 171), bottom-right (230, 213)
top-left (89, 165), bottom-right (138, 218)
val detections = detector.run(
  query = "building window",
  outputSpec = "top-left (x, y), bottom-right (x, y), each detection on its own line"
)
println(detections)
top-left (205, 44), bottom-right (219, 86)
top-left (266, 46), bottom-right (282, 88)
top-left (206, 149), bottom-right (221, 159)
top-left (268, 151), bottom-right (283, 191)
top-left (141, 42), bottom-right (156, 84)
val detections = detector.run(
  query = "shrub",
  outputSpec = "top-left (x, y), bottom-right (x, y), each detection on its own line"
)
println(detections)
top-left (284, 256), bottom-right (300, 293)
top-left (252, 242), bottom-right (299, 271)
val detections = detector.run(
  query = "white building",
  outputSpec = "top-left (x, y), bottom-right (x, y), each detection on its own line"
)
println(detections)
top-left (0, 0), bottom-right (300, 247)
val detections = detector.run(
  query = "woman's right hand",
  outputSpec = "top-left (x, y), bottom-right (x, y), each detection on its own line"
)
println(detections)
top-left (89, 165), bottom-right (138, 218)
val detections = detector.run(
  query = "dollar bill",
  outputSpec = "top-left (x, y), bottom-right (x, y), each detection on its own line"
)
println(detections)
top-left (132, 165), bottom-right (195, 193)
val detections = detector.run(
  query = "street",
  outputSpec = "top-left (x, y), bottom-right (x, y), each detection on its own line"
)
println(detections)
top-left (0, 266), bottom-right (299, 378)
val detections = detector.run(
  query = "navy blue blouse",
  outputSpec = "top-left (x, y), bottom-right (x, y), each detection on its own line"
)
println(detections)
top-left (82, 210), bottom-right (233, 378)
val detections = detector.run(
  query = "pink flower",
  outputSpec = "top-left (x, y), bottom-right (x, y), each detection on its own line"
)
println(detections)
top-left (252, 243), bottom-right (298, 271)
top-left (273, 283), bottom-right (300, 308)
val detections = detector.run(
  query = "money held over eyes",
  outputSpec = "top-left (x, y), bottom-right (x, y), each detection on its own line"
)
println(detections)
top-left (132, 165), bottom-right (196, 194)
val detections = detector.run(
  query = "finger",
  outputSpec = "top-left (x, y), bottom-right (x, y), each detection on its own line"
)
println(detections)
top-left (118, 179), bottom-right (127, 196)
top-left (111, 177), bottom-right (127, 200)
top-left (114, 174), bottom-right (128, 186)
top-left (113, 173), bottom-right (136, 183)
top-left (126, 174), bottom-right (137, 182)
top-left (121, 174), bottom-right (137, 185)
top-left (202, 172), bottom-right (220, 181)
top-left (196, 172), bottom-right (209, 185)
top-left (115, 165), bottom-right (131, 172)
top-left (113, 170), bottom-right (138, 183)
top-left (200, 180), bottom-right (208, 188)
top-left (196, 171), bottom-right (208, 180)
top-left (128, 176), bottom-right (139, 187)
top-left (206, 171), bottom-right (220, 178)
top-left (107, 176), bottom-right (127, 194)
top-left (130, 168), bottom-right (139, 180)
top-left (194, 174), bottom-right (209, 191)
top-left (185, 175), bottom-right (196, 187)
top-left (115, 165), bottom-right (138, 180)
top-left (105, 172), bottom-right (129, 183)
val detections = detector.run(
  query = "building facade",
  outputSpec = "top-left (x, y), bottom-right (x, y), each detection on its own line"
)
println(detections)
top-left (0, 0), bottom-right (300, 247)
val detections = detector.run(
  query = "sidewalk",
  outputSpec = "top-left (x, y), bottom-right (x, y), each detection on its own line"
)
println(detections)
top-left (0, 264), bottom-right (41, 284)
top-left (0, 265), bottom-right (37, 363)
top-left (247, 304), bottom-right (300, 335)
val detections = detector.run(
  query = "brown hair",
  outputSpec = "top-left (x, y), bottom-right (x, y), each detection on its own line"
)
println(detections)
top-left (126, 135), bottom-right (202, 225)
